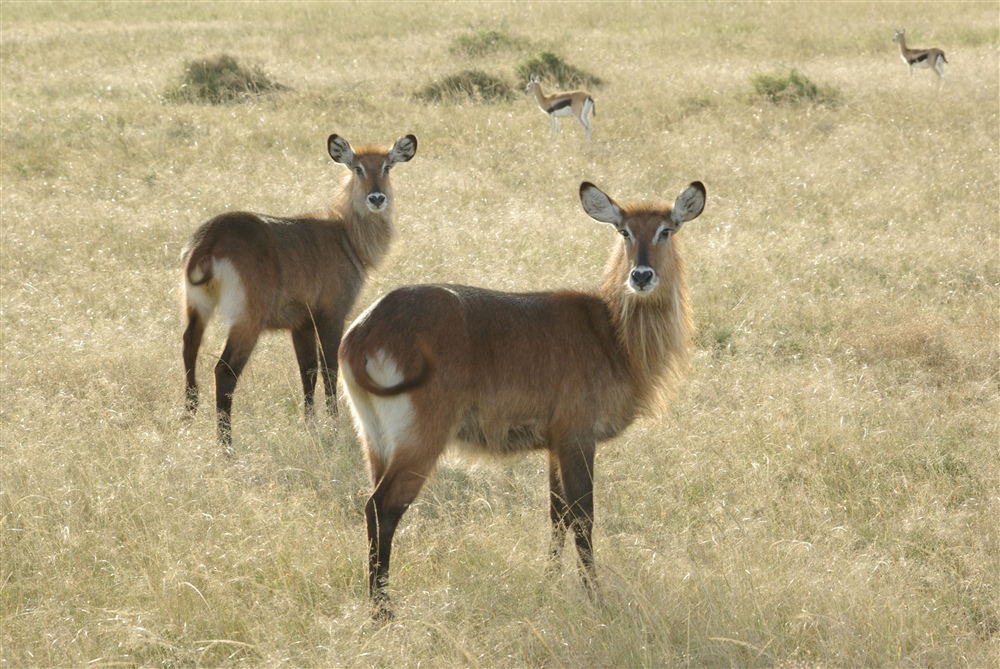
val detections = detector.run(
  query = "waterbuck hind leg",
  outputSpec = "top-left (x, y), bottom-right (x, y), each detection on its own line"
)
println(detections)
top-left (291, 327), bottom-right (320, 419)
top-left (365, 452), bottom-right (438, 621)
top-left (214, 326), bottom-right (259, 451)
top-left (182, 309), bottom-right (206, 416)
top-left (315, 317), bottom-right (344, 416)
top-left (556, 436), bottom-right (598, 594)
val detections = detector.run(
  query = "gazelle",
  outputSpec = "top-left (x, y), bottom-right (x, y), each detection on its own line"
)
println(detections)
top-left (181, 133), bottom-right (417, 451)
top-left (525, 74), bottom-right (596, 141)
top-left (340, 179), bottom-right (707, 619)
top-left (893, 28), bottom-right (947, 83)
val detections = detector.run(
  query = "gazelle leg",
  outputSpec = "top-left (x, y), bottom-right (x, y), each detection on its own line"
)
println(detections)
top-left (577, 112), bottom-right (592, 142)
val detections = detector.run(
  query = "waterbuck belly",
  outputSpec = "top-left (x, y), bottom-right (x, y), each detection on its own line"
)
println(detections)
top-left (454, 407), bottom-right (547, 455)
top-left (265, 302), bottom-right (313, 330)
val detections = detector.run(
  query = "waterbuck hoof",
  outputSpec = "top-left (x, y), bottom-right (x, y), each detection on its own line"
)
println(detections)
top-left (184, 391), bottom-right (199, 417)
top-left (372, 602), bottom-right (394, 624)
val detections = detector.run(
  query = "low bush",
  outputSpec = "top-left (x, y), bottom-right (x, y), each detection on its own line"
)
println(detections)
top-left (515, 51), bottom-right (602, 89)
top-left (166, 54), bottom-right (286, 105)
top-left (749, 68), bottom-right (839, 105)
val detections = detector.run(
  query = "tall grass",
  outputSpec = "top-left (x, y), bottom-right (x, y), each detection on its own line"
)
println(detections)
top-left (2, 2), bottom-right (998, 667)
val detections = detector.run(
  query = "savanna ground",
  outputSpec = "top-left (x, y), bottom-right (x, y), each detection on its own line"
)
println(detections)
top-left (2, 2), bottom-right (998, 667)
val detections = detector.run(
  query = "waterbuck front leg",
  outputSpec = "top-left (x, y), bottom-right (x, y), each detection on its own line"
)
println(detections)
top-left (555, 434), bottom-right (598, 595)
top-left (315, 316), bottom-right (343, 417)
top-left (182, 308), bottom-right (206, 416)
top-left (291, 326), bottom-right (320, 420)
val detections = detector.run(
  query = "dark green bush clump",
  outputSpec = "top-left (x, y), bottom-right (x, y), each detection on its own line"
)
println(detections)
top-left (166, 54), bottom-right (286, 105)
top-left (515, 51), bottom-right (602, 89)
top-left (415, 69), bottom-right (515, 103)
top-left (750, 68), bottom-right (839, 106)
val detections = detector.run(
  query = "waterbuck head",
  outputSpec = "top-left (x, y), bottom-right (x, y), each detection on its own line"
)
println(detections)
top-left (328, 134), bottom-right (417, 216)
top-left (581, 181), bottom-right (706, 297)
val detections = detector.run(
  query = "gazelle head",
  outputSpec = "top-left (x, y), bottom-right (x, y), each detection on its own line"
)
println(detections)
top-left (524, 74), bottom-right (541, 96)
top-left (892, 28), bottom-right (905, 44)
top-left (580, 181), bottom-right (706, 297)
top-left (328, 134), bottom-right (417, 215)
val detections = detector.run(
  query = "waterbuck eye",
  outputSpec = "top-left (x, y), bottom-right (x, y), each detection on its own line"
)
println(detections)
top-left (619, 229), bottom-right (631, 240)
top-left (355, 166), bottom-right (365, 177)
top-left (660, 228), bottom-right (672, 239)
top-left (382, 164), bottom-right (390, 175)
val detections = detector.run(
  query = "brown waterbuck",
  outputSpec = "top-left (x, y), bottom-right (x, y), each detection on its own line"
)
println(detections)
top-left (181, 133), bottom-right (417, 451)
top-left (525, 74), bottom-right (596, 141)
top-left (339, 179), bottom-right (706, 619)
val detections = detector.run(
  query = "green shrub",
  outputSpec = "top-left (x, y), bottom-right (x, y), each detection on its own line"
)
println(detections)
top-left (515, 51), bottom-right (602, 89)
top-left (750, 68), bottom-right (839, 105)
top-left (166, 54), bottom-right (286, 105)
top-left (415, 69), bottom-right (515, 103)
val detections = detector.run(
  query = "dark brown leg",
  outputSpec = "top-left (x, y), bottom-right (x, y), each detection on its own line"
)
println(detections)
top-left (214, 325), bottom-right (259, 452)
top-left (291, 327), bottom-right (319, 419)
top-left (365, 462), bottom-right (432, 621)
top-left (548, 450), bottom-right (570, 566)
top-left (556, 436), bottom-right (597, 593)
top-left (182, 309), bottom-right (205, 415)
top-left (315, 317), bottom-right (343, 416)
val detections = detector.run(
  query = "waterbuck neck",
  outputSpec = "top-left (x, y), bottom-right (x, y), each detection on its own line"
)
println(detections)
top-left (600, 238), bottom-right (692, 415)
top-left (327, 174), bottom-right (396, 275)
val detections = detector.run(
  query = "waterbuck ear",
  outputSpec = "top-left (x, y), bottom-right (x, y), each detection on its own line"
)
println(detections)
top-left (580, 182), bottom-right (624, 228)
top-left (328, 134), bottom-right (354, 165)
top-left (669, 181), bottom-right (706, 227)
top-left (389, 134), bottom-right (417, 166)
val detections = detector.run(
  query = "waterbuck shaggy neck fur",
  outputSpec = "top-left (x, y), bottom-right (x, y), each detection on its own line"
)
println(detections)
top-left (181, 133), bottom-right (417, 451)
top-left (339, 179), bottom-right (706, 619)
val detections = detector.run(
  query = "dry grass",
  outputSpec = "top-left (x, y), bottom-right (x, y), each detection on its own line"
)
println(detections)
top-left (2, 2), bottom-right (998, 667)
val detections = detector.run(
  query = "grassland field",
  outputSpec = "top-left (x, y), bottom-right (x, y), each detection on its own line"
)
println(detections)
top-left (1, 1), bottom-right (998, 667)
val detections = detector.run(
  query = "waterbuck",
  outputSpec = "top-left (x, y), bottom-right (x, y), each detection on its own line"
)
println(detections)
top-left (339, 179), bottom-right (706, 619)
top-left (182, 133), bottom-right (417, 451)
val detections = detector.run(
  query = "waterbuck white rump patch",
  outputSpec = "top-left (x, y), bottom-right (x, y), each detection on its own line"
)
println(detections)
top-left (352, 349), bottom-right (415, 458)
top-left (185, 257), bottom-right (247, 328)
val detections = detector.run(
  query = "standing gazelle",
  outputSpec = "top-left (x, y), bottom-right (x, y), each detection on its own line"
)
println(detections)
top-left (340, 179), bottom-right (707, 619)
top-left (893, 28), bottom-right (947, 83)
top-left (525, 74), bottom-right (596, 141)
top-left (181, 133), bottom-right (417, 451)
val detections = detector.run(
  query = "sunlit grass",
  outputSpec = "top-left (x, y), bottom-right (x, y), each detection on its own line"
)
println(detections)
top-left (2, 1), bottom-right (998, 667)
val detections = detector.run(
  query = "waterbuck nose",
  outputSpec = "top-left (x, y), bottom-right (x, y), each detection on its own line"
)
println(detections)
top-left (367, 192), bottom-right (386, 210)
top-left (630, 268), bottom-right (654, 289)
